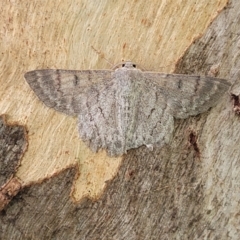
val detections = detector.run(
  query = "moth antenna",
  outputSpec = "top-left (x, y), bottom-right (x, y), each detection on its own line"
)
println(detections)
top-left (91, 46), bottom-right (114, 68)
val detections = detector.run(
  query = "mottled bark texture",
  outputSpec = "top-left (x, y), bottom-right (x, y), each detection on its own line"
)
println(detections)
top-left (1, 0), bottom-right (240, 239)
top-left (0, 116), bottom-right (25, 210)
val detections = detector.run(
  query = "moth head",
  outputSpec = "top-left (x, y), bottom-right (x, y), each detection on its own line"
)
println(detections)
top-left (121, 61), bottom-right (137, 68)
top-left (113, 61), bottom-right (138, 70)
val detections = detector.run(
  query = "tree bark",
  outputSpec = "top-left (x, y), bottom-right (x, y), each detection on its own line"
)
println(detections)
top-left (1, 0), bottom-right (239, 239)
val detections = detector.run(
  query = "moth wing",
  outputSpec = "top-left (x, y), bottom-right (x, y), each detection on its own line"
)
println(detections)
top-left (24, 69), bottom-right (113, 116)
top-left (144, 72), bottom-right (230, 118)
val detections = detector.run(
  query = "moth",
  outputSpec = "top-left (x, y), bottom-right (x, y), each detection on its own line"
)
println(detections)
top-left (24, 61), bottom-right (230, 156)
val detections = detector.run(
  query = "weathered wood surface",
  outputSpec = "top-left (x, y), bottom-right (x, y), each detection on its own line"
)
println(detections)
top-left (1, 0), bottom-right (240, 239)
